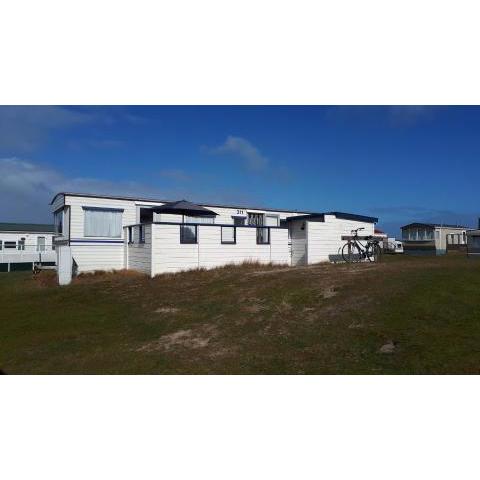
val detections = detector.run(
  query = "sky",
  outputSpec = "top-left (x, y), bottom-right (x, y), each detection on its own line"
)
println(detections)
top-left (0, 105), bottom-right (478, 236)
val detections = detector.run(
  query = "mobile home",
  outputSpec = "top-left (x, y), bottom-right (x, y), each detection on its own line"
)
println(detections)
top-left (0, 223), bottom-right (56, 272)
top-left (401, 223), bottom-right (467, 255)
top-left (466, 220), bottom-right (480, 257)
top-left (50, 192), bottom-right (378, 284)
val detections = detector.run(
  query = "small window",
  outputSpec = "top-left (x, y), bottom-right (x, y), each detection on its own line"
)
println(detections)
top-left (37, 237), bottom-right (46, 252)
top-left (128, 226), bottom-right (133, 244)
top-left (233, 216), bottom-right (246, 226)
top-left (5, 241), bottom-right (17, 249)
top-left (221, 226), bottom-right (236, 244)
top-left (18, 238), bottom-right (26, 251)
top-left (0, 240), bottom-right (2, 250)
top-left (54, 209), bottom-right (64, 235)
top-left (265, 215), bottom-right (279, 227)
top-left (256, 227), bottom-right (270, 244)
top-left (139, 225), bottom-right (145, 244)
top-left (180, 224), bottom-right (197, 244)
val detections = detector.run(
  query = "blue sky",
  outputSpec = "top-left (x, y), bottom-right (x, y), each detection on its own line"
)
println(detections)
top-left (0, 105), bottom-right (478, 235)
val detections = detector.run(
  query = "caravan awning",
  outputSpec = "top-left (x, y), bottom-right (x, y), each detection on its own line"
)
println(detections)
top-left (152, 200), bottom-right (218, 217)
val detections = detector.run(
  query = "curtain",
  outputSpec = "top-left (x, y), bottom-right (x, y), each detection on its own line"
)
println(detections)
top-left (84, 209), bottom-right (122, 237)
top-left (181, 225), bottom-right (197, 243)
top-left (222, 226), bottom-right (235, 243)
top-left (265, 215), bottom-right (279, 227)
top-left (37, 237), bottom-right (45, 252)
top-left (185, 215), bottom-right (214, 224)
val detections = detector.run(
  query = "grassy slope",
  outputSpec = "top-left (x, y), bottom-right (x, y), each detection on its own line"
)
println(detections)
top-left (1, 255), bottom-right (479, 374)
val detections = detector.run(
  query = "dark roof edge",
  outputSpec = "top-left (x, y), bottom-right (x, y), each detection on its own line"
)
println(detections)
top-left (286, 212), bottom-right (378, 224)
top-left (326, 211), bottom-right (378, 224)
top-left (0, 223), bottom-right (55, 233)
top-left (401, 222), bottom-right (468, 229)
top-left (50, 192), bottom-right (316, 215)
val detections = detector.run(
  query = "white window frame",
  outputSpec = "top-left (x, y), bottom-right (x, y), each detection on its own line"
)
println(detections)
top-left (83, 207), bottom-right (123, 238)
top-left (37, 236), bottom-right (46, 252)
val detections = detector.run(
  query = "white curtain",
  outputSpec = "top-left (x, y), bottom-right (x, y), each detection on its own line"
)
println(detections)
top-left (222, 226), bottom-right (235, 243)
top-left (185, 215), bottom-right (214, 224)
top-left (37, 237), bottom-right (45, 252)
top-left (84, 209), bottom-right (122, 237)
top-left (265, 215), bottom-right (279, 227)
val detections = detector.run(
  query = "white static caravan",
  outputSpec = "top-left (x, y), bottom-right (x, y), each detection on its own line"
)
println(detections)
top-left (0, 223), bottom-right (56, 272)
top-left (50, 192), bottom-right (379, 283)
top-left (466, 224), bottom-right (480, 257)
top-left (50, 193), bottom-right (310, 281)
top-left (286, 212), bottom-right (378, 265)
top-left (401, 223), bottom-right (468, 255)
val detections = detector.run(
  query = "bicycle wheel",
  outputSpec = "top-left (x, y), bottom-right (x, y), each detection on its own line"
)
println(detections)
top-left (366, 242), bottom-right (382, 262)
top-left (342, 242), bottom-right (362, 263)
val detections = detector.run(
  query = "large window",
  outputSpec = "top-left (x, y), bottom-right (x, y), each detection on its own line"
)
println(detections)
top-left (180, 224), bottom-right (197, 244)
top-left (83, 207), bottom-right (123, 237)
top-left (4, 241), bottom-right (16, 249)
top-left (221, 226), bottom-right (236, 244)
top-left (54, 209), bottom-right (64, 235)
top-left (256, 227), bottom-right (270, 244)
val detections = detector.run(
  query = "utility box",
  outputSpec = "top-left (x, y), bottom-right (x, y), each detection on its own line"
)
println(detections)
top-left (57, 246), bottom-right (72, 286)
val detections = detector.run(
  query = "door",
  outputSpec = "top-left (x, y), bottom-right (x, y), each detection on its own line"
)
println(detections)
top-left (37, 236), bottom-right (46, 252)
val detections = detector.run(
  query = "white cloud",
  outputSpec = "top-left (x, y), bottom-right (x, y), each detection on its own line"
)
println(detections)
top-left (0, 158), bottom-right (262, 223)
top-left (206, 135), bottom-right (269, 171)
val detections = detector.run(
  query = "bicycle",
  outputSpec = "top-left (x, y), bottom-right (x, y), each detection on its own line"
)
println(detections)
top-left (341, 227), bottom-right (382, 263)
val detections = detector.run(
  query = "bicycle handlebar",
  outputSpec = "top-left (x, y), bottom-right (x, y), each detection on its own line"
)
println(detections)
top-left (351, 227), bottom-right (365, 235)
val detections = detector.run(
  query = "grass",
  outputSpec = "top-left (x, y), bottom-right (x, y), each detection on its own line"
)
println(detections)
top-left (1, 254), bottom-right (480, 374)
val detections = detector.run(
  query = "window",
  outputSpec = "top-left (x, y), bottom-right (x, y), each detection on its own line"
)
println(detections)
top-left (0, 240), bottom-right (2, 250)
top-left (256, 227), bottom-right (270, 244)
top-left (265, 215), bottom-right (279, 227)
top-left (18, 238), bottom-right (26, 250)
top-left (37, 237), bottom-right (46, 252)
top-left (233, 216), bottom-right (245, 226)
top-left (5, 241), bottom-right (16, 249)
top-left (139, 225), bottom-right (145, 244)
top-left (184, 215), bottom-right (214, 224)
top-left (180, 224), bottom-right (197, 244)
top-left (54, 209), bottom-right (64, 235)
top-left (128, 226), bottom-right (133, 244)
top-left (83, 207), bottom-right (123, 237)
top-left (248, 212), bottom-right (264, 226)
top-left (221, 226), bottom-right (236, 244)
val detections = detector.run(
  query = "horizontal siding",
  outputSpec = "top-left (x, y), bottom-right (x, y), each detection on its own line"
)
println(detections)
top-left (151, 225), bottom-right (289, 275)
top-left (70, 244), bottom-right (124, 273)
top-left (307, 216), bottom-right (375, 264)
top-left (127, 225), bottom-right (151, 275)
top-left (64, 195), bottom-right (137, 241)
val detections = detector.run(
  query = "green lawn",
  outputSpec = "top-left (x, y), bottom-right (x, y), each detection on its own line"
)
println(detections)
top-left (1, 255), bottom-right (480, 374)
